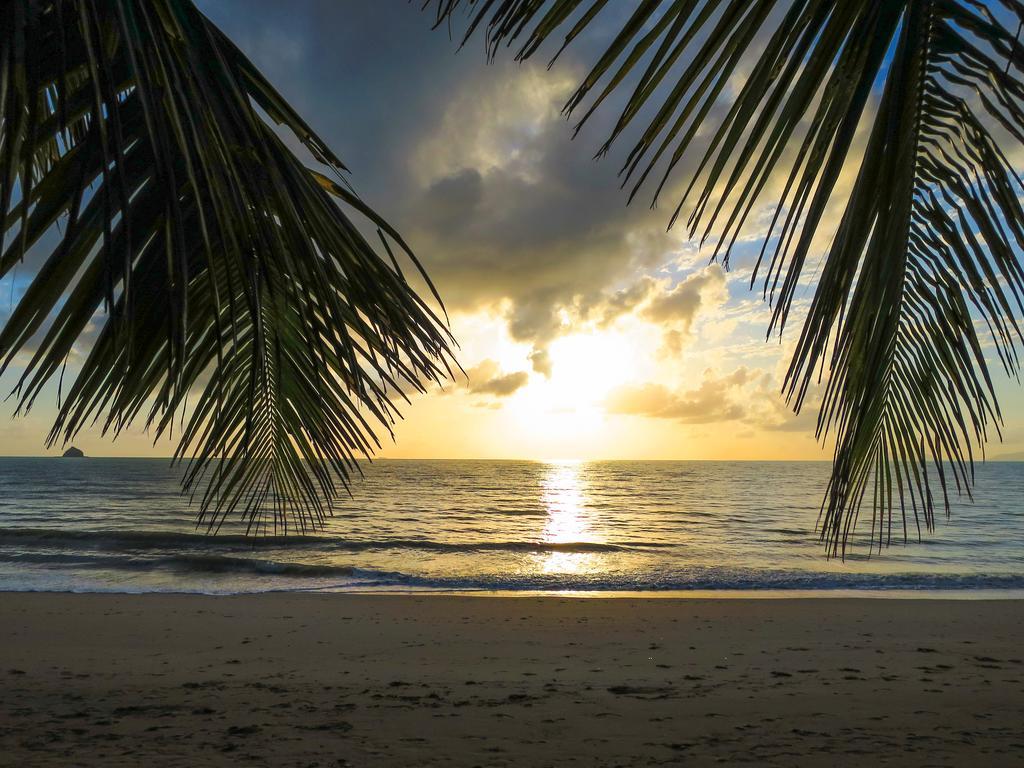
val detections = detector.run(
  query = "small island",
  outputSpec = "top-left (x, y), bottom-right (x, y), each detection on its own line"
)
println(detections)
top-left (61, 447), bottom-right (85, 458)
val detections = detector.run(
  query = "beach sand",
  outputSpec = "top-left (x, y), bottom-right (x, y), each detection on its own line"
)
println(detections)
top-left (1, 594), bottom-right (1022, 766)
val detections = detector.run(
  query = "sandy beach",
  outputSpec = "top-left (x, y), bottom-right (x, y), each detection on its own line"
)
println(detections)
top-left (1, 594), bottom-right (1022, 766)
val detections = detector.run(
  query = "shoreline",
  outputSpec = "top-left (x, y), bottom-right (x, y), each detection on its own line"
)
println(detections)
top-left (3, 592), bottom-right (1023, 766)
top-left (4, 587), bottom-right (1024, 600)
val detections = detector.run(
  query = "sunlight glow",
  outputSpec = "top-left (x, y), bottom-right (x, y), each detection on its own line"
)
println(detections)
top-left (506, 331), bottom-right (644, 452)
top-left (542, 332), bottom-right (636, 407)
top-left (538, 461), bottom-right (601, 575)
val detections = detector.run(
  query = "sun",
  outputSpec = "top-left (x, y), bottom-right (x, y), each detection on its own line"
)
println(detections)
top-left (541, 332), bottom-right (637, 407)
top-left (504, 330), bottom-right (643, 444)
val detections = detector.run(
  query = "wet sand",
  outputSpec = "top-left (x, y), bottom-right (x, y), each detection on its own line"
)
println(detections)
top-left (1, 593), bottom-right (1023, 766)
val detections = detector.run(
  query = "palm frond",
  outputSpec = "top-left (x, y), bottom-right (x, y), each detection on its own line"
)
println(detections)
top-left (1, 0), bottom-right (456, 533)
top-left (429, 0), bottom-right (1024, 554)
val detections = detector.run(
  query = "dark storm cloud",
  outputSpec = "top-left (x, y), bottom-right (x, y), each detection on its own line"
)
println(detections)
top-left (200, 1), bottom-right (696, 357)
top-left (13, 2), bottom-right (860, 382)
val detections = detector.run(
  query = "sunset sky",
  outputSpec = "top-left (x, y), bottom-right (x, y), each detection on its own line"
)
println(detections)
top-left (1, 1), bottom-right (1022, 461)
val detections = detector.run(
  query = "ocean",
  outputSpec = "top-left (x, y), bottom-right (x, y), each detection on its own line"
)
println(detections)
top-left (0, 458), bottom-right (1022, 595)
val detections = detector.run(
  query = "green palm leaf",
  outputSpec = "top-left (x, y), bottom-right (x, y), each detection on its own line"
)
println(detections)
top-left (1, 0), bottom-right (456, 533)
top-left (430, 0), bottom-right (1024, 554)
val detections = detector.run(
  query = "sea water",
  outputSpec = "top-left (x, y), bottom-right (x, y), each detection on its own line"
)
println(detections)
top-left (0, 458), bottom-right (1021, 595)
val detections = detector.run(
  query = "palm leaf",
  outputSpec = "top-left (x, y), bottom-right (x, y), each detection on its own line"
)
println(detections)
top-left (1, 0), bottom-right (456, 533)
top-left (430, 0), bottom-right (1024, 554)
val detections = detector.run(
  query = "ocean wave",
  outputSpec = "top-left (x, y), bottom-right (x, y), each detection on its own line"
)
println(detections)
top-left (0, 527), bottom-right (657, 554)
top-left (0, 551), bottom-right (365, 577)
top-left (2, 547), bottom-right (1023, 593)
top-left (333, 569), bottom-right (1024, 593)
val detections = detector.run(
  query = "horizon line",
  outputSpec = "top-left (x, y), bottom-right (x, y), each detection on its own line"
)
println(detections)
top-left (3, 455), bottom-right (1024, 463)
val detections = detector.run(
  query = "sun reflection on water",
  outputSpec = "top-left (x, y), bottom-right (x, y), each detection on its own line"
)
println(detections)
top-left (539, 461), bottom-right (602, 575)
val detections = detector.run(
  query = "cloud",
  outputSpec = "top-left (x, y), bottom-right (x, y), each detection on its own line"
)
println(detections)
top-left (410, 66), bottom-right (578, 186)
top-left (419, 169), bottom-right (485, 233)
top-left (591, 276), bottom-right (658, 327)
top-left (396, 56), bottom-right (689, 370)
top-left (605, 364), bottom-right (819, 433)
top-left (506, 293), bottom-right (566, 344)
top-left (8, 2), bottom-right (848, 454)
top-left (528, 347), bottom-right (552, 377)
top-left (575, 264), bottom-right (730, 357)
top-left (606, 368), bottom-right (753, 424)
top-left (204, 3), bottom-right (778, 380)
top-left (641, 264), bottom-right (728, 331)
top-left (461, 359), bottom-right (530, 398)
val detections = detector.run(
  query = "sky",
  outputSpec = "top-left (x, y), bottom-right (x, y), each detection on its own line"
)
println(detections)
top-left (1, 0), bottom-right (1023, 461)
